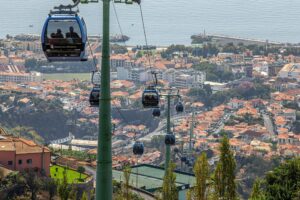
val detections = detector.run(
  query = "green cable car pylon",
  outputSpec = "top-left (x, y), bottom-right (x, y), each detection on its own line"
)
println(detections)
top-left (68, 0), bottom-right (141, 200)
top-left (96, 1), bottom-right (141, 200)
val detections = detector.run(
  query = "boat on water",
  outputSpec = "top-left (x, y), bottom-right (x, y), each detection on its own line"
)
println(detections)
top-left (110, 34), bottom-right (130, 43)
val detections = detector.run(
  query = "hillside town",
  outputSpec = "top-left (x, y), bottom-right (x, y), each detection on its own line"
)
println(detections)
top-left (1, 33), bottom-right (300, 199)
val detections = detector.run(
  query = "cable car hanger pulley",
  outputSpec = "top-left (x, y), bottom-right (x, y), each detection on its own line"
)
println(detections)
top-left (52, 0), bottom-right (81, 13)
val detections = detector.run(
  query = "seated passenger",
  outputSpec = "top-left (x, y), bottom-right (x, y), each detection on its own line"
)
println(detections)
top-left (51, 29), bottom-right (64, 38)
top-left (66, 26), bottom-right (80, 39)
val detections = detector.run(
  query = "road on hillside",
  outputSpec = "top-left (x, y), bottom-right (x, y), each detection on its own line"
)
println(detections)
top-left (263, 113), bottom-right (275, 135)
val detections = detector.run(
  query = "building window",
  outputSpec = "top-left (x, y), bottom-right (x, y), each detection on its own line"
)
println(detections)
top-left (18, 160), bottom-right (22, 165)
top-left (8, 161), bottom-right (13, 166)
top-left (27, 159), bottom-right (32, 164)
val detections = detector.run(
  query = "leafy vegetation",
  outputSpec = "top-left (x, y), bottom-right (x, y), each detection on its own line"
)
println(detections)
top-left (161, 45), bottom-right (192, 59)
top-left (249, 157), bottom-right (300, 200)
top-left (193, 62), bottom-right (234, 82)
top-left (161, 162), bottom-right (178, 200)
top-left (188, 79), bottom-right (271, 109)
top-left (213, 136), bottom-right (237, 200)
top-left (0, 94), bottom-right (97, 141)
top-left (0, 170), bottom-right (61, 200)
top-left (226, 114), bottom-right (264, 126)
top-left (191, 35), bottom-right (213, 44)
top-left (113, 166), bottom-right (144, 200)
top-left (189, 153), bottom-right (211, 200)
top-left (54, 149), bottom-right (96, 161)
top-left (111, 44), bottom-right (128, 54)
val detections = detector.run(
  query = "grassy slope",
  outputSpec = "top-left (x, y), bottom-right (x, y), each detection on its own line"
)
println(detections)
top-left (50, 165), bottom-right (88, 184)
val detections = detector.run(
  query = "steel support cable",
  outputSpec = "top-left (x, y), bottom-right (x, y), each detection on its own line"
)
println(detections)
top-left (112, 2), bottom-right (128, 47)
top-left (87, 39), bottom-right (99, 72)
top-left (112, 2), bottom-right (154, 139)
top-left (76, 6), bottom-right (98, 71)
top-left (75, 5), bottom-right (98, 83)
top-left (112, 2), bottom-right (132, 72)
top-left (111, 99), bottom-right (139, 140)
top-left (138, 4), bottom-right (156, 85)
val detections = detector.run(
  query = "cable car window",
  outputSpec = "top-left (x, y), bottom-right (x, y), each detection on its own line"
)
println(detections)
top-left (46, 19), bottom-right (82, 42)
top-left (44, 19), bottom-right (83, 58)
top-left (144, 92), bottom-right (158, 100)
top-left (91, 91), bottom-right (100, 99)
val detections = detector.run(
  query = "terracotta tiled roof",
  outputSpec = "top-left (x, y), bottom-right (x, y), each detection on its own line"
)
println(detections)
top-left (0, 136), bottom-right (50, 154)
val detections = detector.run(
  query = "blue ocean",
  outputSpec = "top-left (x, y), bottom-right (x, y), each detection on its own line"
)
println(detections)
top-left (1, 0), bottom-right (300, 45)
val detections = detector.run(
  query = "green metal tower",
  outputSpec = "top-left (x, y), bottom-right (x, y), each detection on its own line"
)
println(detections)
top-left (165, 93), bottom-right (172, 172)
top-left (189, 108), bottom-right (195, 152)
top-left (74, 0), bottom-right (140, 200)
top-left (96, 0), bottom-right (112, 199)
top-left (159, 89), bottom-right (181, 173)
top-left (96, 1), bottom-right (141, 200)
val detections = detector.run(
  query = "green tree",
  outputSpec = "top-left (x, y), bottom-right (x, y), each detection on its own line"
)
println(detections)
top-left (162, 162), bottom-right (178, 200)
top-left (81, 192), bottom-right (88, 200)
top-left (264, 158), bottom-right (300, 200)
top-left (23, 170), bottom-right (41, 200)
top-left (58, 170), bottom-right (71, 200)
top-left (250, 179), bottom-right (265, 200)
top-left (42, 178), bottom-right (57, 200)
top-left (123, 165), bottom-right (131, 200)
top-left (69, 186), bottom-right (78, 200)
top-left (0, 167), bottom-right (4, 181)
top-left (186, 189), bottom-right (192, 200)
top-left (0, 172), bottom-right (27, 199)
top-left (213, 136), bottom-right (236, 200)
top-left (193, 152), bottom-right (210, 200)
top-left (77, 166), bottom-right (85, 181)
top-left (114, 165), bottom-right (143, 200)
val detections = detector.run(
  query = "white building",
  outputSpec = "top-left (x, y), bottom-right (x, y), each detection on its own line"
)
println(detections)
top-left (163, 68), bottom-right (176, 83)
top-left (204, 81), bottom-right (227, 92)
top-left (130, 68), bottom-right (145, 82)
top-left (117, 67), bottom-right (130, 80)
top-left (278, 63), bottom-right (300, 82)
top-left (0, 71), bottom-right (43, 83)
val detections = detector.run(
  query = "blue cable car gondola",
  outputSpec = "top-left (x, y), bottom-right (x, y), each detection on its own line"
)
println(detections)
top-left (133, 141), bottom-right (144, 155)
top-left (142, 86), bottom-right (160, 108)
top-left (41, 12), bottom-right (87, 62)
top-left (181, 156), bottom-right (187, 163)
top-left (89, 86), bottom-right (100, 107)
top-left (173, 147), bottom-right (179, 153)
top-left (165, 134), bottom-right (176, 145)
top-left (152, 108), bottom-right (161, 117)
top-left (176, 101), bottom-right (184, 113)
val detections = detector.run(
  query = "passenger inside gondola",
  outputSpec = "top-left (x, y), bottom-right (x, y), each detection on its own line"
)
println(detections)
top-left (51, 29), bottom-right (64, 38)
top-left (66, 26), bottom-right (80, 39)
top-left (144, 92), bottom-right (159, 106)
top-left (45, 19), bottom-right (83, 58)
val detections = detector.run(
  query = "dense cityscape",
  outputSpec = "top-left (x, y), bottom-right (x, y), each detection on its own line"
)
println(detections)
top-left (1, 1), bottom-right (300, 200)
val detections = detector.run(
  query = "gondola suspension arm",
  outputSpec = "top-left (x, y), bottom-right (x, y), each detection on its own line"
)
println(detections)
top-left (54, 0), bottom-right (81, 11)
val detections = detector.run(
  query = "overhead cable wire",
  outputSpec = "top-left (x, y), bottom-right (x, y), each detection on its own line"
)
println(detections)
top-left (138, 4), bottom-right (156, 84)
